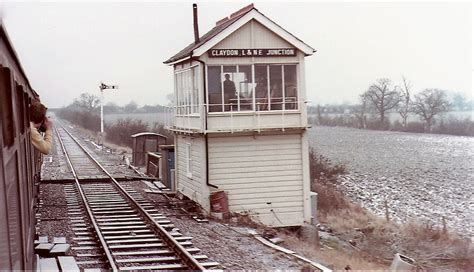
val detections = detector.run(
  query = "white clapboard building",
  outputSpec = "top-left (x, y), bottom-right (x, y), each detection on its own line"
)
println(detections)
top-left (164, 4), bottom-right (315, 227)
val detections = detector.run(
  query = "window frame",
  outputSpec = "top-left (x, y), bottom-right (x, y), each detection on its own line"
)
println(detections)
top-left (174, 65), bottom-right (200, 117)
top-left (185, 142), bottom-right (192, 178)
top-left (206, 63), bottom-right (299, 114)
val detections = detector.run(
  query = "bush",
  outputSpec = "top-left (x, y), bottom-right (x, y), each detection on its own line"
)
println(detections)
top-left (105, 118), bottom-right (149, 147)
top-left (308, 149), bottom-right (349, 214)
top-left (150, 122), bottom-right (174, 144)
top-left (434, 117), bottom-right (474, 136)
top-left (57, 107), bottom-right (100, 131)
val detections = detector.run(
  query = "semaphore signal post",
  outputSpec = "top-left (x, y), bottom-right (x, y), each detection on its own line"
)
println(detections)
top-left (99, 82), bottom-right (118, 144)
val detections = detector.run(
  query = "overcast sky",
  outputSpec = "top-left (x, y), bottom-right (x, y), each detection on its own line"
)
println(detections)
top-left (1, 1), bottom-right (472, 108)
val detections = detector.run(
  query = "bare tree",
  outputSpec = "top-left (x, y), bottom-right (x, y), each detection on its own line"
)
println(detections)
top-left (353, 94), bottom-right (369, 129)
top-left (397, 77), bottom-right (412, 128)
top-left (363, 78), bottom-right (401, 124)
top-left (73, 93), bottom-right (100, 111)
top-left (412, 89), bottom-right (450, 132)
top-left (450, 92), bottom-right (468, 111)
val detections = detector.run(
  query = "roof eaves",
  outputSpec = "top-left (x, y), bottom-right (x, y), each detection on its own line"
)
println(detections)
top-left (164, 7), bottom-right (255, 65)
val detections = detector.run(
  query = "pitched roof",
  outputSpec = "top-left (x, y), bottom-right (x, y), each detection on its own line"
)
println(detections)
top-left (164, 4), bottom-right (315, 65)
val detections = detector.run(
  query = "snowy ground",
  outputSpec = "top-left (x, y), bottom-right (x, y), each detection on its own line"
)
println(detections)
top-left (310, 126), bottom-right (474, 239)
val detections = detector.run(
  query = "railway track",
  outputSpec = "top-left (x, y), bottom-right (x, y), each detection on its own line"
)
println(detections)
top-left (54, 123), bottom-right (218, 271)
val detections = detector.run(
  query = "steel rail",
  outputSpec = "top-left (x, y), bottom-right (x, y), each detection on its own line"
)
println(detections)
top-left (54, 126), bottom-right (118, 271)
top-left (57, 123), bottom-right (206, 271)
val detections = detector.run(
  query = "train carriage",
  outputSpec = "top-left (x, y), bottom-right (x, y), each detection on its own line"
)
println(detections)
top-left (0, 22), bottom-right (42, 270)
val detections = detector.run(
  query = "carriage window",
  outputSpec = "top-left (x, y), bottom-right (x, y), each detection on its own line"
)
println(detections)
top-left (24, 92), bottom-right (30, 126)
top-left (0, 68), bottom-right (15, 147)
top-left (16, 85), bottom-right (25, 134)
top-left (207, 64), bottom-right (297, 112)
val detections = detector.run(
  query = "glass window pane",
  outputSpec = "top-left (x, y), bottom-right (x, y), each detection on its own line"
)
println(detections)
top-left (222, 66), bottom-right (237, 111)
top-left (186, 70), bottom-right (192, 115)
top-left (269, 65), bottom-right (283, 110)
top-left (181, 72), bottom-right (185, 115)
top-left (208, 66), bottom-right (222, 112)
top-left (192, 67), bottom-right (199, 113)
top-left (284, 65), bottom-right (297, 110)
top-left (237, 65), bottom-right (254, 111)
top-left (175, 73), bottom-right (180, 115)
top-left (255, 65), bottom-right (269, 111)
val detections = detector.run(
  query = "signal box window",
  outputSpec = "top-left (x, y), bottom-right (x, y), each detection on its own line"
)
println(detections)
top-left (207, 64), bottom-right (297, 113)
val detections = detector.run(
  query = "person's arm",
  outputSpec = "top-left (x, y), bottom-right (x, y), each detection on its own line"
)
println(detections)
top-left (30, 120), bottom-right (53, 155)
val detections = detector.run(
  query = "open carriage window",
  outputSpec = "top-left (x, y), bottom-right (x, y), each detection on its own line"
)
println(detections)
top-left (0, 68), bottom-right (15, 147)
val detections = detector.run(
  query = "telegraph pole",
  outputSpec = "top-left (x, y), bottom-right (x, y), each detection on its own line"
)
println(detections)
top-left (99, 82), bottom-right (118, 141)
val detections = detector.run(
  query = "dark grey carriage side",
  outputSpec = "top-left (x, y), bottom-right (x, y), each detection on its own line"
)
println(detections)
top-left (0, 23), bottom-right (41, 271)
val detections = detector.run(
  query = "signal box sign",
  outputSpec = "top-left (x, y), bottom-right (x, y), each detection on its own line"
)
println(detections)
top-left (208, 48), bottom-right (296, 57)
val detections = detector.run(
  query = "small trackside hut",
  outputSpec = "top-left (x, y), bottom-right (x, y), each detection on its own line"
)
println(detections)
top-left (164, 4), bottom-right (315, 227)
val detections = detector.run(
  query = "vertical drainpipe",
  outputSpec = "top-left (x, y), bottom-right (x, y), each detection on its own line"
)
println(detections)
top-left (191, 3), bottom-right (217, 189)
top-left (193, 57), bottom-right (218, 189)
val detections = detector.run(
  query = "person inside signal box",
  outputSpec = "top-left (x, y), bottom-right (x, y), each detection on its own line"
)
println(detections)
top-left (30, 100), bottom-right (53, 155)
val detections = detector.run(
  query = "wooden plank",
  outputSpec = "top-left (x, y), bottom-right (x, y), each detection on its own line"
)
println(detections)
top-left (109, 241), bottom-right (192, 249)
top-left (96, 216), bottom-right (140, 222)
top-left (103, 234), bottom-right (155, 240)
top-left (83, 269), bottom-right (103, 272)
top-left (93, 210), bottom-right (135, 215)
top-left (100, 225), bottom-right (147, 230)
top-left (75, 260), bottom-right (104, 265)
top-left (39, 258), bottom-right (59, 272)
top-left (108, 238), bottom-right (161, 244)
top-left (58, 256), bottom-right (80, 272)
top-left (101, 229), bottom-right (152, 235)
top-left (116, 256), bottom-right (178, 263)
top-left (53, 237), bottom-right (67, 244)
top-left (76, 253), bottom-right (104, 257)
top-left (119, 264), bottom-right (185, 271)
top-left (109, 243), bottom-right (166, 249)
top-left (73, 237), bottom-right (94, 241)
top-left (98, 221), bottom-right (144, 226)
top-left (77, 241), bottom-right (96, 245)
top-left (35, 243), bottom-right (54, 255)
top-left (71, 246), bottom-right (98, 250)
top-left (74, 232), bottom-right (92, 236)
top-left (112, 248), bottom-right (200, 256)
top-left (50, 244), bottom-right (71, 256)
top-left (91, 207), bottom-right (132, 212)
top-left (117, 255), bottom-right (208, 263)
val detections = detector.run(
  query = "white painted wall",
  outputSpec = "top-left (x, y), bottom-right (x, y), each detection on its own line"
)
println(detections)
top-left (208, 133), bottom-right (308, 227)
top-left (201, 19), bottom-right (303, 65)
top-left (175, 134), bottom-right (209, 210)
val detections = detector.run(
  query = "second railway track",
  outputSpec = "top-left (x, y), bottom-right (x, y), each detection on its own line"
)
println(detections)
top-left (54, 123), bottom-right (218, 271)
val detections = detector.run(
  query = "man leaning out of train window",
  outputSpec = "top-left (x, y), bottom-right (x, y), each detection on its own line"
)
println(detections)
top-left (30, 101), bottom-right (53, 155)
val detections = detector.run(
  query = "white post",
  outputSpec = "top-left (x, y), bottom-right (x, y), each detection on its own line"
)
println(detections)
top-left (100, 89), bottom-right (104, 133)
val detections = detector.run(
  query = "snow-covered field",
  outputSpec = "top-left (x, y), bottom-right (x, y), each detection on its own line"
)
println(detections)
top-left (310, 126), bottom-right (474, 238)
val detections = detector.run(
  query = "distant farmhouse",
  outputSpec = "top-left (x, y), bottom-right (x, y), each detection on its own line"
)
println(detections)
top-left (164, 4), bottom-right (316, 227)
